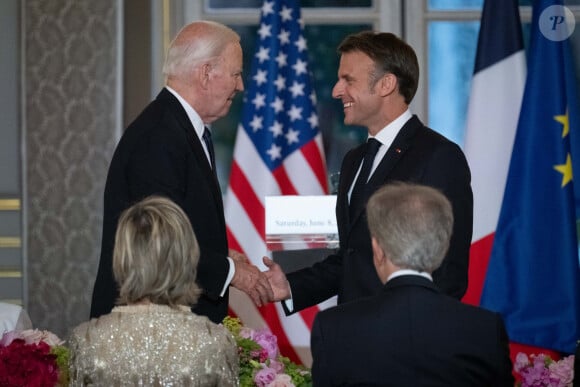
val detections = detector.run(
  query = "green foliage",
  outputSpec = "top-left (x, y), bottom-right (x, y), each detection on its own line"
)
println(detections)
top-left (223, 317), bottom-right (312, 387)
top-left (51, 345), bottom-right (70, 386)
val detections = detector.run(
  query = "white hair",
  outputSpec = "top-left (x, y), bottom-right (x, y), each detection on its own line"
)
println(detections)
top-left (162, 20), bottom-right (240, 79)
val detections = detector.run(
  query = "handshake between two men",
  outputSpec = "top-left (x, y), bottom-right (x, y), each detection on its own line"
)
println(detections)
top-left (228, 249), bottom-right (290, 308)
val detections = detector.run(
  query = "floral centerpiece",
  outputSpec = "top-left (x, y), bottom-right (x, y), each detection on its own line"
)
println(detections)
top-left (223, 316), bottom-right (312, 387)
top-left (0, 329), bottom-right (69, 386)
top-left (514, 352), bottom-right (574, 387)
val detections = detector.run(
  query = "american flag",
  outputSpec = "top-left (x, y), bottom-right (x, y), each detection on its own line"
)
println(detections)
top-left (225, 0), bottom-right (328, 365)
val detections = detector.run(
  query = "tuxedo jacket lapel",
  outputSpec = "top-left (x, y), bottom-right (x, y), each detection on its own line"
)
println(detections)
top-left (337, 144), bottom-right (364, 229)
top-left (346, 116), bottom-right (422, 226)
top-left (367, 117), bottom-right (421, 185)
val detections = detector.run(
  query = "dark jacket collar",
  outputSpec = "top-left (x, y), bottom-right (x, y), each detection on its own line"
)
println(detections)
top-left (384, 274), bottom-right (441, 293)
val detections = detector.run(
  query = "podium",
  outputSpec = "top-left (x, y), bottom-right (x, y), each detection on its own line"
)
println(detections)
top-left (265, 195), bottom-right (338, 273)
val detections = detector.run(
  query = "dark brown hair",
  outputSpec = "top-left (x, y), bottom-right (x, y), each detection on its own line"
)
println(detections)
top-left (338, 31), bottom-right (419, 104)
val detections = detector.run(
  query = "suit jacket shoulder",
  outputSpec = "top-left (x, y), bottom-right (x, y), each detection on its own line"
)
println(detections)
top-left (311, 275), bottom-right (513, 387)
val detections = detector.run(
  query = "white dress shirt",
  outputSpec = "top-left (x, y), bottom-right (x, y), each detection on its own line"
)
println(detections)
top-left (387, 269), bottom-right (433, 283)
top-left (166, 86), bottom-right (234, 296)
top-left (348, 109), bottom-right (413, 200)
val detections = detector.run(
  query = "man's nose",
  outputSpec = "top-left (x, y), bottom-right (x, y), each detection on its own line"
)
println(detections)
top-left (331, 82), bottom-right (342, 99)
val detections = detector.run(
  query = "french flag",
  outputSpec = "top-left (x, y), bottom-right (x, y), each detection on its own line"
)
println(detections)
top-left (462, 0), bottom-right (526, 307)
top-left (463, 0), bottom-right (570, 363)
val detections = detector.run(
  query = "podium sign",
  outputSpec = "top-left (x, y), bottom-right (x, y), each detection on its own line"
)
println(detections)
top-left (265, 195), bottom-right (338, 253)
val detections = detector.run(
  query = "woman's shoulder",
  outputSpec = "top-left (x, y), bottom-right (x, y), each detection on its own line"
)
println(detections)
top-left (70, 307), bottom-right (235, 355)
top-left (92, 305), bottom-right (229, 333)
top-left (71, 305), bottom-right (234, 342)
top-left (174, 312), bottom-right (236, 345)
top-left (68, 306), bottom-right (239, 386)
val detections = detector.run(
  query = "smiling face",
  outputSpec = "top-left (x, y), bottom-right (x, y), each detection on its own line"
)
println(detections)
top-left (332, 50), bottom-right (386, 134)
top-left (203, 42), bottom-right (244, 123)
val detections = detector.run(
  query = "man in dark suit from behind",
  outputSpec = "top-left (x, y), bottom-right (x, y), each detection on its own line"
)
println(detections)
top-left (90, 21), bottom-right (272, 323)
top-left (311, 183), bottom-right (514, 387)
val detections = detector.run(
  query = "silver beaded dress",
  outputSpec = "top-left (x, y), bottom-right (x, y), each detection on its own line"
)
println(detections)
top-left (68, 304), bottom-right (239, 386)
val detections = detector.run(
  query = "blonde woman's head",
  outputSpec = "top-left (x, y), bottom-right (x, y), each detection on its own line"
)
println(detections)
top-left (113, 196), bottom-right (201, 307)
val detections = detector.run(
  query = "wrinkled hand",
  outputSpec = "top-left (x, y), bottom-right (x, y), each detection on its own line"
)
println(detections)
top-left (262, 257), bottom-right (291, 301)
top-left (231, 260), bottom-right (273, 307)
top-left (228, 248), bottom-right (248, 263)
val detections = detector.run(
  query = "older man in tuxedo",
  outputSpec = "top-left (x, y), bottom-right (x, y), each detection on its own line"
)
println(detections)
top-left (91, 20), bottom-right (272, 323)
top-left (310, 183), bottom-right (514, 386)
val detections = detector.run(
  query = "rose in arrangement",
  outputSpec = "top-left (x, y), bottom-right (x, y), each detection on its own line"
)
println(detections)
top-left (0, 329), bottom-right (69, 386)
top-left (222, 316), bottom-right (312, 387)
top-left (514, 352), bottom-right (574, 387)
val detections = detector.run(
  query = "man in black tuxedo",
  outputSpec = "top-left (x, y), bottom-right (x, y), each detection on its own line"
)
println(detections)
top-left (264, 31), bottom-right (472, 312)
top-left (90, 21), bottom-right (272, 323)
top-left (311, 183), bottom-right (513, 386)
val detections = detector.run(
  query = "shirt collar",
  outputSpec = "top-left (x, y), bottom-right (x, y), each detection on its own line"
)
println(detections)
top-left (370, 109), bottom-right (413, 148)
top-left (165, 86), bottom-right (205, 139)
top-left (387, 269), bottom-right (433, 283)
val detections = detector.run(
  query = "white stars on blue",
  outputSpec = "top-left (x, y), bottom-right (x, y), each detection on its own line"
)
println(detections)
top-left (239, 0), bottom-right (319, 168)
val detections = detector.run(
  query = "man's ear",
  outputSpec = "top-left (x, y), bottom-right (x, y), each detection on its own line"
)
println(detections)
top-left (198, 63), bottom-right (212, 89)
top-left (371, 237), bottom-right (385, 265)
top-left (379, 73), bottom-right (397, 97)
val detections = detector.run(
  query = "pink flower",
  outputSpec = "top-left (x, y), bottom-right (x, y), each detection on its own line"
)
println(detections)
top-left (251, 348), bottom-right (270, 363)
top-left (253, 330), bottom-right (278, 359)
top-left (514, 352), bottom-right (530, 373)
top-left (549, 355), bottom-right (575, 386)
top-left (19, 329), bottom-right (44, 344)
top-left (254, 366), bottom-right (277, 387)
top-left (268, 358), bottom-right (285, 374)
top-left (221, 317), bottom-right (311, 386)
top-left (514, 352), bottom-right (575, 387)
top-left (240, 327), bottom-right (255, 340)
top-left (0, 329), bottom-right (64, 347)
top-left (34, 330), bottom-right (64, 347)
top-left (0, 331), bottom-right (19, 347)
top-left (267, 373), bottom-right (295, 387)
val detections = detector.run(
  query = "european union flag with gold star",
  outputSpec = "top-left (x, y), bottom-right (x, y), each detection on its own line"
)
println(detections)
top-left (480, 0), bottom-right (580, 354)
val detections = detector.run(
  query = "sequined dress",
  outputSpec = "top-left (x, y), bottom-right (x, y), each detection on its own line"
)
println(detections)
top-left (68, 304), bottom-right (239, 386)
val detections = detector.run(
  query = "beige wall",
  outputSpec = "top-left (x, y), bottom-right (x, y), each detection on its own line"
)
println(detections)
top-left (24, 0), bottom-right (121, 338)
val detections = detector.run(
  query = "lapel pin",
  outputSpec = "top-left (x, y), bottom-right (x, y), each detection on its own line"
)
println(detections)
top-left (395, 148), bottom-right (402, 153)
